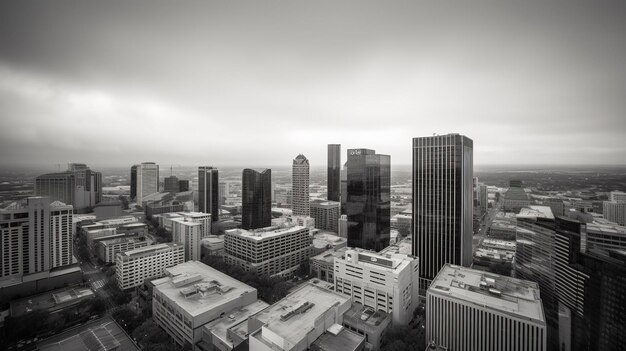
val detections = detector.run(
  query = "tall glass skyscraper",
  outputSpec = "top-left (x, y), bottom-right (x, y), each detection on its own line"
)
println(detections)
top-left (198, 166), bottom-right (219, 222)
top-left (412, 134), bottom-right (473, 297)
top-left (242, 168), bottom-right (271, 230)
top-left (327, 144), bottom-right (341, 202)
top-left (292, 154), bottom-right (310, 216)
top-left (130, 165), bottom-right (137, 200)
top-left (345, 148), bottom-right (390, 251)
top-left (136, 162), bottom-right (159, 205)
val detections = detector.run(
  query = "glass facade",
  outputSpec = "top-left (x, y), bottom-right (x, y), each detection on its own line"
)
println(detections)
top-left (345, 148), bottom-right (390, 251)
top-left (198, 166), bottom-right (219, 221)
top-left (130, 165), bottom-right (137, 200)
top-left (327, 144), bottom-right (341, 202)
top-left (242, 168), bottom-right (271, 230)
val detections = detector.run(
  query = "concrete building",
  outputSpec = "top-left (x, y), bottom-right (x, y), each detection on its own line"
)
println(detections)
top-left (292, 154), bottom-right (310, 217)
top-left (338, 214), bottom-right (348, 238)
top-left (152, 261), bottom-right (259, 350)
top-left (146, 202), bottom-right (185, 218)
top-left (341, 303), bottom-right (391, 351)
top-left (223, 224), bottom-right (311, 277)
top-left (164, 175), bottom-right (180, 193)
top-left (327, 144), bottom-right (341, 202)
top-left (94, 237), bottom-right (151, 264)
top-left (198, 167), bottom-right (219, 222)
top-left (310, 200), bottom-right (340, 233)
top-left (503, 180), bottom-right (531, 213)
top-left (603, 200), bottom-right (626, 225)
top-left (35, 163), bottom-right (102, 213)
top-left (136, 162), bottom-right (159, 205)
top-left (199, 300), bottom-right (269, 351)
top-left (412, 134), bottom-right (473, 297)
top-left (171, 218), bottom-right (202, 261)
top-left (311, 231), bottom-right (347, 256)
top-left (310, 324), bottom-right (365, 351)
top-left (334, 248), bottom-right (419, 325)
top-left (200, 236), bottom-right (224, 257)
top-left (426, 264), bottom-right (546, 351)
top-left (609, 190), bottom-right (626, 202)
top-left (115, 243), bottom-right (184, 290)
top-left (1, 197), bottom-right (74, 284)
top-left (309, 247), bottom-right (348, 283)
top-left (248, 283), bottom-right (352, 351)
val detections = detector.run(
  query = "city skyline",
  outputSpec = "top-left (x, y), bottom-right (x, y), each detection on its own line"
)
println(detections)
top-left (1, 1), bottom-right (625, 167)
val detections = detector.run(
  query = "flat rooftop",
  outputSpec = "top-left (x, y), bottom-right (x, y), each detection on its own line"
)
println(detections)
top-left (310, 201), bottom-right (340, 208)
top-left (311, 247), bottom-right (349, 264)
top-left (481, 238), bottom-right (517, 250)
top-left (37, 316), bottom-right (139, 351)
top-left (152, 261), bottom-right (257, 317)
top-left (225, 224), bottom-right (307, 241)
top-left (378, 237), bottom-right (412, 255)
top-left (343, 303), bottom-right (391, 328)
top-left (252, 283), bottom-right (350, 345)
top-left (118, 242), bottom-right (182, 258)
top-left (313, 233), bottom-right (347, 249)
top-left (339, 248), bottom-right (414, 273)
top-left (203, 300), bottom-right (269, 348)
top-left (429, 264), bottom-right (544, 324)
top-left (588, 218), bottom-right (626, 235)
top-left (517, 205), bottom-right (554, 220)
top-left (100, 236), bottom-right (149, 247)
top-left (311, 325), bottom-right (365, 351)
top-left (11, 286), bottom-right (94, 317)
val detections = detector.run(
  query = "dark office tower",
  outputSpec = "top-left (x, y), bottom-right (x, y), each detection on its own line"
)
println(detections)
top-left (178, 180), bottom-right (190, 192)
top-left (555, 217), bottom-right (626, 351)
top-left (241, 169), bottom-right (271, 230)
top-left (130, 165), bottom-right (137, 200)
top-left (198, 167), bottom-right (219, 222)
top-left (412, 134), bottom-right (473, 297)
top-left (164, 176), bottom-right (179, 193)
top-left (327, 144), bottom-right (341, 202)
top-left (344, 148), bottom-right (390, 251)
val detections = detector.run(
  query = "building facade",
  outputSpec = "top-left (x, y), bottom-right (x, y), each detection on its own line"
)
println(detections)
top-left (327, 144), bottom-right (341, 202)
top-left (198, 166), bottom-right (219, 222)
top-left (35, 163), bottom-right (102, 213)
top-left (426, 264), bottom-right (546, 351)
top-left (115, 243), bottom-right (184, 290)
top-left (130, 165), bottom-right (138, 200)
top-left (292, 154), bottom-right (310, 217)
top-left (310, 200), bottom-right (340, 233)
top-left (94, 237), bottom-right (151, 264)
top-left (412, 134), bottom-right (473, 297)
top-left (171, 218), bottom-right (202, 261)
top-left (164, 175), bottom-right (180, 193)
top-left (345, 148), bottom-right (391, 251)
top-left (603, 201), bottom-right (626, 225)
top-left (241, 168), bottom-right (271, 230)
top-left (136, 162), bottom-right (159, 205)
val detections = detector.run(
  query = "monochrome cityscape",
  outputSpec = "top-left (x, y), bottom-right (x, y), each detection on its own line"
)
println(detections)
top-left (1, 1), bottom-right (625, 351)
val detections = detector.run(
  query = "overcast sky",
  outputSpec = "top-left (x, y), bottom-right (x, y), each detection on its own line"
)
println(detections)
top-left (1, 0), bottom-right (625, 168)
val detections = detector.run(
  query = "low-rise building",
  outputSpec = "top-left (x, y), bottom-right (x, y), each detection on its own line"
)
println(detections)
top-left (341, 303), bottom-right (391, 351)
top-left (94, 237), bottom-right (152, 264)
top-left (310, 247), bottom-right (348, 283)
top-left (116, 243), bottom-right (184, 290)
top-left (334, 248), bottom-right (419, 325)
top-left (311, 231), bottom-right (347, 256)
top-left (171, 218), bottom-right (202, 261)
top-left (200, 236), bottom-right (224, 257)
top-left (603, 201), bottom-right (626, 226)
top-left (152, 261), bottom-right (259, 349)
top-left (310, 324), bottom-right (366, 351)
top-left (199, 300), bottom-right (269, 351)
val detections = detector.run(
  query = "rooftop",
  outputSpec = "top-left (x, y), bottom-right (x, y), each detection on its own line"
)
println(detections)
top-left (225, 224), bottom-right (307, 241)
top-left (343, 303), bottom-right (391, 329)
top-left (310, 325), bottom-right (365, 351)
top-left (312, 232), bottom-right (347, 249)
top-left (37, 316), bottom-right (139, 351)
top-left (100, 236), bottom-right (149, 247)
top-left (203, 300), bottom-right (269, 348)
top-left (310, 200), bottom-right (341, 208)
top-left (252, 283), bottom-right (350, 346)
top-left (588, 218), bottom-right (626, 236)
top-left (429, 264), bottom-right (544, 324)
top-left (311, 247), bottom-right (349, 264)
top-left (118, 242), bottom-right (182, 258)
top-left (339, 248), bottom-right (414, 273)
top-left (481, 238), bottom-right (517, 251)
top-left (378, 237), bottom-right (412, 256)
top-left (152, 261), bottom-right (257, 317)
top-left (517, 206), bottom-right (554, 220)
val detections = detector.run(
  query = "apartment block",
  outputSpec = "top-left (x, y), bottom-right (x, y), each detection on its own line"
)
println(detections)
top-left (115, 243), bottom-right (184, 290)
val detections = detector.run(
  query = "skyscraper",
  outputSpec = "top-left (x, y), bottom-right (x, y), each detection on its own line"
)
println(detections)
top-left (164, 175), bottom-right (179, 193)
top-left (412, 134), bottom-right (473, 296)
top-left (242, 168), bottom-right (271, 230)
top-left (292, 154), bottom-right (310, 217)
top-left (35, 163), bottom-right (102, 213)
top-left (136, 162), bottom-right (159, 205)
top-left (130, 165), bottom-right (138, 200)
top-left (198, 166), bottom-right (219, 222)
top-left (345, 148), bottom-right (390, 251)
top-left (327, 144), bottom-right (341, 202)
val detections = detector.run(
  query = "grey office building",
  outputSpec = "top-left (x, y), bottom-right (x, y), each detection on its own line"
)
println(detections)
top-left (198, 166), bottom-right (219, 222)
top-left (327, 144), bottom-right (341, 202)
top-left (344, 148), bottom-right (390, 251)
top-left (242, 169), bottom-right (271, 230)
top-left (412, 134), bottom-right (473, 296)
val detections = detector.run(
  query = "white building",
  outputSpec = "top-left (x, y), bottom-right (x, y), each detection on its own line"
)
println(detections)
top-left (291, 154), bottom-right (310, 217)
top-left (115, 243), bottom-right (184, 290)
top-left (334, 248), bottom-right (419, 325)
top-left (609, 190), bottom-right (626, 202)
top-left (94, 237), bottom-right (152, 264)
top-left (49, 201), bottom-right (74, 268)
top-left (136, 162), bottom-right (159, 205)
top-left (224, 224), bottom-right (311, 277)
top-left (603, 201), bottom-right (626, 226)
top-left (155, 212), bottom-right (211, 238)
top-left (426, 264), bottom-right (546, 351)
top-left (248, 283), bottom-right (351, 351)
top-left (171, 218), bottom-right (202, 261)
top-left (338, 215), bottom-right (348, 238)
top-left (152, 261), bottom-right (259, 349)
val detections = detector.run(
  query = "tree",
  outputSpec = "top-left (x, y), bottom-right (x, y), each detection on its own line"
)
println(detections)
top-left (112, 307), bottom-right (141, 334)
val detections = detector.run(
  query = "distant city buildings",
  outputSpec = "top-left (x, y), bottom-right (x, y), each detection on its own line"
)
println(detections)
top-left (164, 175), bottom-right (180, 193)
top-left (338, 214), bottom-right (348, 238)
top-left (35, 163), bottom-right (102, 213)
top-left (310, 200), bottom-right (340, 233)
top-left (115, 243), bottom-right (184, 290)
top-left (327, 144), bottom-right (341, 202)
top-left (291, 154), bottom-right (310, 217)
top-left (198, 166), bottom-right (219, 222)
top-left (426, 264), bottom-right (546, 351)
top-left (603, 200), bottom-right (626, 225)
top-left (241, 168), bottom-right (271, 230)
top-left (334, 248), bottom-right (419, 325)
top-left (503, 180), bottom-right (531, 212)
top-left (609, 190), bottom-right (626, 202)
top-left (344, 148), bottom-right (391, 251)
top-left (223, 224), bottom-right (311, 277)
top-left (135, 162), bottom-right (159, 205)
top-left (412, 134), bottom-right (473, 297)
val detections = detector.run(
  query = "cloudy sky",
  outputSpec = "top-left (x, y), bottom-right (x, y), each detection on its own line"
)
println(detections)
top-left (1, 0), bottom-right (625, 168)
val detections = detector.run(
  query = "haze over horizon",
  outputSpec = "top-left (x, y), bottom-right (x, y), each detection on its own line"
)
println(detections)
top-left (1, 0), bottom-right (625, 168)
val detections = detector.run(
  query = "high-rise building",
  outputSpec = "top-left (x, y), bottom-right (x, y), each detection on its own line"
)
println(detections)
top-left (344, 148), bottom-right (390, 251)
top-left (35, 163), bottom-right (102, 212)
top-left (178, 179), bottom-right (190, 192)
top-left (554, 217), bottom-right (626, 351)
top-left (334, 248), bottom-right (419, 325)
top-left (426, 264), bottom-right (546, 351)
top-left (130, 165), bottom-right (138, 200)
top-left (115, 243), bottom-right (184, 290)
top-left (412, 134), bottom-right (473, 296)
top-left (327, 144), bottom-right (341, 202)
top-left (136, 162), bottom-right (159, 205)
top-left (164, 175), bottom-right (179, 193)
top-left (479, 184), bottom-right (488, 214)
top-left (603, 201), bottom-right (626, 225)
top-left (338, 214), bottom-right (348, 238)
top-left (609, 190), bottom-right (626, 202)
top-left (198, 166), bottom-right (219, 222)
top-left (292, 154), bottom-right (310, 217)
top-left (171, 218), bottom-right (202, 261)
top-left (0, 197), bottom-right (73, 281)
top-left (241, 168), bottom-right (271, 230)
top-left (310, 200), bottom-right (340, 233)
